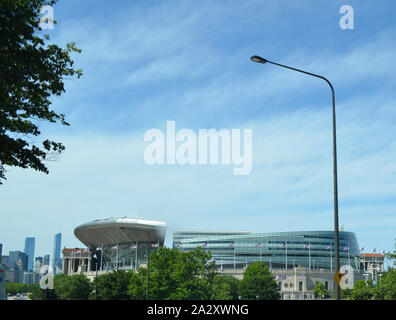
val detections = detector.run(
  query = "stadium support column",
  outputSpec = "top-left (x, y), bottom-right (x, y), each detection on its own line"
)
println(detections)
top-left (285, 241), bottom-right (288, 270)
top-left (116, 242), bottom-right (119, 269)
top-left (100, 244), bottom-right (103, 271)
top-left (136, 241), bottom-right (138, 271)
top-left (88, 255), bottom-right (91, 272)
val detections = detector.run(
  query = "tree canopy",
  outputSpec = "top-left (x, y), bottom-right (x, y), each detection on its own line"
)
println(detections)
top-left (385, 238), bottom-right (396, 268)
top-left (0, 0), bottom-right (82, 184)
top-left (211, 274), bottom-right (241, 300)
top-left (239, 261), bottom-right (280, 300)
top-left (313, 282), bottom-right (328, 299)
top-left (129, 247), bottom-right (217, 300)
top-left (344, 269), bottom-right (396, 300)
top-left (6, 282), bottom-right (38, 295)
top-left (26, 248), bottom-right (286, 300)
top-left (29, 273), bottom-right (92, 300)
top-left (372, 269), bottom-right (396, 300)
top-left (349, 279), bottom-right (374, 300)
top-left (96, 269), bottom-right (133, 300)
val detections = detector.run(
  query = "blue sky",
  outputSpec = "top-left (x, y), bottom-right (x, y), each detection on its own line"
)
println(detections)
top-left (1, 0), bottom-right (395, 265)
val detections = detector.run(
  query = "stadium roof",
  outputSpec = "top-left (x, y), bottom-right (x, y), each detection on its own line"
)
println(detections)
top-left (74, 217), bottom-right (167, 247)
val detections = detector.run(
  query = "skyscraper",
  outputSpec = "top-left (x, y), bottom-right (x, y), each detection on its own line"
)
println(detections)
top-left (53, 233), bottom-right (62, 273)
top-left (24, 237), bottom-right (35, 272)
top-left (0, 263), bottom-right (5, 300)
top-left (43, 254), bottom-right (50, 266)
top-left (7, 251), bottom-right (28, 271)
top-left (34, 257), bottom-right (43, 273)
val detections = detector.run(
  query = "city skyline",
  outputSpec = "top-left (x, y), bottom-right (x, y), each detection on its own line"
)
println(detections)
top-left (1, 233), bottom-right (63, 267)
top-left (1, 0), bottom-right (396, 260)
top-left (0, 226), bottom-right (392, 267)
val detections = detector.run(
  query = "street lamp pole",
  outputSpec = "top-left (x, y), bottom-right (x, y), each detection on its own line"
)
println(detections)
top-left (250, 55), bottom-right (340, 300)
top-left (145, 230), bottom-right (150, 300)
top-left (95, 261), bottom-right (98, 300)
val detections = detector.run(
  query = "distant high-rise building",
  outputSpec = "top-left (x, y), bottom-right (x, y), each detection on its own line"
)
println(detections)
top-left (24, 237), bottom-right (35, 272)
top-left (23, 272), bottom-right (35, 285)
top-left (7, 251), bottom-right (28, 271)
top-left (43, 254), bottom-right (50, 266)
top-left (0, 263), bottom-right (5, 300)
top-left (0, 244), bottom-right (4, 293)
top-left (43, 255), bottom-right (49, 266)
top-left (1, 256), bottom-right (8, 268)
top-left (53, 233), bottom-right (62, 273)
top-left (34, 257), bottom-right (43, 273)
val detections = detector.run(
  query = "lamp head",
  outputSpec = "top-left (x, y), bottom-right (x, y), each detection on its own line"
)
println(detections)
top-left (250, 55), bottom-right (268, 64)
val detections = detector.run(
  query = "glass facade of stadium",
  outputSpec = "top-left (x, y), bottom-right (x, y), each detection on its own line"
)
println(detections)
top-left (172, 230), bottom-right (361, 271)
top-left (92, 242), bottom-right (159, 271)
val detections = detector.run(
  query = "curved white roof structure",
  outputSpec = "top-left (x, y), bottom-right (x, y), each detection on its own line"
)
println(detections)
top-left (74, 217), bottom-right (167, 247)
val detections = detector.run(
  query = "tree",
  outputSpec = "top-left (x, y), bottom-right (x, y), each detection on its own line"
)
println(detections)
top-left (54, 273), bottom-right (92, 300)
top-left (144, 246), bottom-right (180, 300)
top-left (0, 0), bottom-right (82, 184)
top-left (6, 282), bottom-right (38, 295)
top-left (29, 286), bottom-right (57, 300)
top-left (350, 280), bottom-right (374, 300)
top-left (128, 247), bottom-right (217, 300)
top-left (372, 268), bottom-right (396, 300)
top-left (128, 267), bottom-right (148, 300)
top-left (340, 287), bottom-right (353, 300)
top-left (385, 238), bottom-right (396, 268)
top-left (211, 275), bottom-right (240, 300)
top-left (96, 269), bottom-right (133, 300)
top-left (167, 247), bottom-right (216, 300)
top-left (313, 282), bottom-right (328, 299)
top-left (347, 269), bottom-right (396, 300)
top-left (239, 262), bottom-right (279, 300)
top-left (28, 274), bottom-right (92, 300)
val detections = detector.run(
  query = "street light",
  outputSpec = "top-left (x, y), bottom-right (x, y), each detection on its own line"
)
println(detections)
top-left (250, 55), bottom-right (341, 300)
top-left (250, 55), bottom-right (268, 64)
top-left (146, 232), bottom-right (150, 300)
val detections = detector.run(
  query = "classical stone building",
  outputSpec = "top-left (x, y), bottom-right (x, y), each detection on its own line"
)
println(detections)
top-left (360, 253), bottom-right (385, 281)
top-left (62, 248), bottom-right (92, 275)
top-left (217, 266), bottom-right (364, 300)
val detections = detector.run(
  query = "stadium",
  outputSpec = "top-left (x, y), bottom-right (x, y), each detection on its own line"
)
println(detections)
top-left (71, 217), bottom-right (361, 272)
